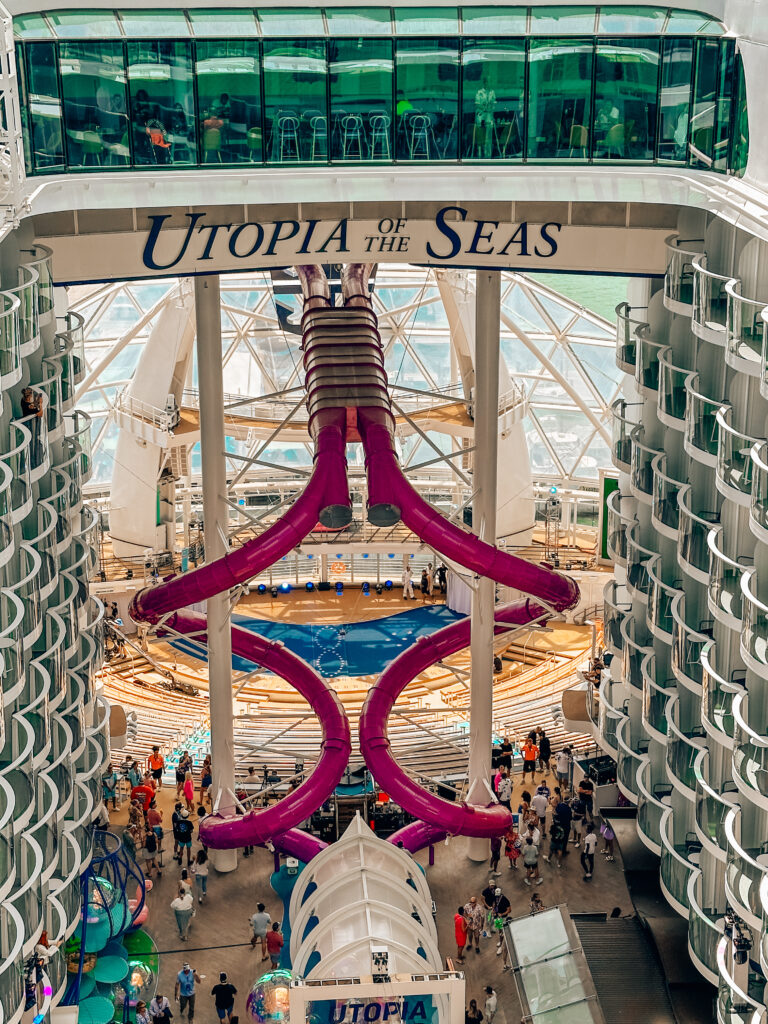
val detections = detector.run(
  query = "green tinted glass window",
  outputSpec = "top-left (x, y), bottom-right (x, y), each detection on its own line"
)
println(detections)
top-left (530, 7), bottom-right (597, 33)
top-left (119, 10), bottom-right (190, 37)
top-left (196, 41), bottom-right (261, 165)
top-left (126, 41), bottom-right (196, 166)
top-left (329, 39), bottom-right (393, 161)
top-left (712, 40), bottom-right (733, 172)
top-left (730, 51), bottom-right (748, 176)
top-left (395, 38), bottom-right (459, 159)
top-left (461, 7), bottom-right (528, 34)
top-left (26, 41), bottom-right (64, 170)
top-left (528, 37), bottom-right (593, 159)
top-left (657, 38), bottom-right (693, 163)
top-left (689, 37), bottom-right (718, 167)
top-left (14, 14), bottom-right (53, 40)
top-left (394, 8), bottom-right (459, 34)
top-left (188, 10), bottom-right (258, 37)
top-left (258, 9), bottom-right (325, 35)
top-left (49, 11), bottom-right (122, 38)
top-left (59, 41), bottom-right (129, 168)
top-left (597, 7), bottom-right (667, 34)
top-left (262, 40), bottom-right (327, 163)
top-left (665, 10), bottom-right (723, 34)
top-left (462, 39), bottom-right (525, 160)
top-left (593, 38), bottom-right (659, 161)
top-left (326, 8), bottom-right (392, 35)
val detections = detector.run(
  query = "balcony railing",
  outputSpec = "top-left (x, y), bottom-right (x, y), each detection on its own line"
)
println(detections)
top-left (724, 807), bottom-right (768, 926)
top-left (626, 522), bottom-right (657, 602)
top-left (660, 808), bottom-right (695, 914)
top-left (666, 694), bottom-right (706, 792)
top-left (25, 245), bottom-right (54, 319)
top-left (635, 327), bottom-right (665, 394)
top-left (603, 579), bottom-right (631, 654)
top-left (701, 641), bottom-right (741, 745)
top-left (6, 543), bottom-right (43, 650)
top-left (24, 500), bottom-right (59, 602)
top-left (658, 348), bottom-right (691, 426)
top-left (611, 398), bottom-right (641, 472)
top-left (65, 410), bottom-right (93, 482)
top-left (597, 677), bottom-right (624, 754)
top-left (636, 758), bottom-right (667, 853)
top-left (616, 716), bottom-right (645, 801)
top-left (6, 263), bottom-right (40, 359)
top-left (726, 279), bottom-right (766, 373)
top-left (687, 872), bottom-right (723, 984)
top-left (0, 290), bottom-right (21, 388)
top-left (732, 690), bottom-right (768, 810)
top-left (664, 235), bottom-right (704, 310)
top-left (630, 427), bottom-right (661, 501)
top-left (15, 387), bottom-right (50, 484)
top-left (671, 596), bottom-right (712, 691)
top-left (642, 651), bottom-right (674, 740)
top-left (648, 557), bottom-right (682, 640)
top-left (0, 902), bottom-right (26, 1024)
top-left (56, 309), bottom-right (85, 384)
top-left (741, 568), bottom-right (768, 680)
top-left (716, 407), bottom-right (759, 503)
top-left (694, 749), bottom-right (737, 857)
top-left (652, 453), bottom-right (683, 535)
top-left (615, 302), bottom-right (647, 374)
top-left (684, 375), bottom-right (727, 465)
top-left (707, 525), bottom-right (750, 628)
top-left (606, 488), bottom-right (632, 565)
top-left (750, 441), bottom-right (768, 541)
top-left (0, 461), bottom-right (15, 572)
top-left (0, 590), bottom-right (26, 706)
top-left (692, 255), bottom-right (733, 344)
top-left (40, 357), bottom-right (64, 438)
top-left (678, 485), bottom-right (720, 582)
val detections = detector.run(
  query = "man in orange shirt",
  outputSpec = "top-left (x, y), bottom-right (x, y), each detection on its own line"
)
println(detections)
top-left (521, 738), bottom-right (539, 785)
top-left (148, 746), bottom-right (166, 790)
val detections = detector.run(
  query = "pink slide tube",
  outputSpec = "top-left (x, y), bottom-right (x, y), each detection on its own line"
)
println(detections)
top-left (130, 410), bottom-right (350, 625)
top-left (357, 407), bottom-right (579, 613)
top-left (162, 609), bottom-right (351, 849)
top-left (359, 602), bottom-right (548, 840)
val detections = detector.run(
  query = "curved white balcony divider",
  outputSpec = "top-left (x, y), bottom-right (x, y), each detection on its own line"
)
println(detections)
top-left (663, 235), bottom-right (704, 315)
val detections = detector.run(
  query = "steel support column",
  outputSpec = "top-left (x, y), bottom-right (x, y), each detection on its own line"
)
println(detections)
top-left (195, 275), bottom-right (237, 872)
top-left (467, 270), bottom-right (500, 861)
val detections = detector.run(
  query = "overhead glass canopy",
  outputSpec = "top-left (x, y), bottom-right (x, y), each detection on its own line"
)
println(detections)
top-left (13, 6), bottom-right (725, 39)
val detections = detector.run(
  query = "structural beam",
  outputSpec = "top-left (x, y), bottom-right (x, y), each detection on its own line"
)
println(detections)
top-left (467, 270), bottom-right (500, 861)
top-left (195, 274), bottom-right (237, 873)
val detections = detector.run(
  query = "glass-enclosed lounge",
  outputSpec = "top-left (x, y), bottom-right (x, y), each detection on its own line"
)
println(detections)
top-left (16, 6), bottom-right (748, 176)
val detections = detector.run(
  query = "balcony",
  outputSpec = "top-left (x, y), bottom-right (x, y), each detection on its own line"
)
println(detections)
top-left (24, 501), bottom-right (59, 603)
top-left (725, 280), bottom-right (766, 377)
top-left (658, 348), bottom-right (691, 429)
top-left (660, 808), bottom-right (696, 917)
top-left (73, 505), bottom-right (100, 579)
top-left (707, 526), bottom-right (750, 630)
top-left (0, 291), bottom-right (21, 389)
top-left (671, 597), bottom-right (712, 693)
top-left (29, 772), bottom-right (59, 885)
top-left (606, 488), bottom-right (632, 566)
top-left (641, 652), bottom-right (674, 743)
top-left (597, 676), bottom-right (624, 756)
top-left (0, 902), bottom-right (26, 1024)
top-left (603, 579), bottom-right (631, 654)
top-left (749, 442), bottom-right (768, 544)
top-left (615, 302), bottom-right (647, 374)
top-left (48, 718), bottom-right (74, 821)
top-left (692, 255), bottom-right (733, 345)
top-left (48, 572), bottom-right (79, 662)
top-left (57, 310), bottom-right (86, 384)
top-left (678, 485), bottom-right (720, 585)
top-left (10, 832), bottom-right (45, 954)
top-left (684, 375), bottom-right (728, 467)
top-left (0, 462), bottom-right (15, 574)
top-left (0, 775), bottom-right (16, 902)
top-left (40, 358), bottom-right (63, 440)
top-left (630, 427), bottom-right (661, 504)
top-left (611, 397), bottom-right (641, 473)
top-left (625, 527), bottom-right (654, 603)
top-left (0, 590), bottom-right (26, 707)
top-left (701, 641), bottom-right (741, 748)
top-left (648, 558), bottom-right (682, 642)
top-left (65, 410), bottom-right (93, 483)
top-left (56, 439), bottom-right (83, 517)
top-left (42, 468), bottom-right (73, 554)
top-left (7, 264), bottom-right (40, 359)
top-left (651, 454), bottom-right (684, 538)
top-left (716, 408), bottom-right (759, 507)
top-left (37, 611), bottom-right (67, 711)
top-left (26, 245), bottom-right (54, 324)
top-left (621, 613), bottom-right (650, 695)
top-left (666, 694), bottom-right (706, 794)
top-left (1, 714), bottom-right (36, 835)
top-left (687, 872), bottom-right (724, 985)
top-left (716, 937), bottom-right (768, 1024)
top-left (694, 749), bottom-right (738, 859)
top-left (761, 876), bottom-right (768, 977)
top-left (615, 716), bottom-right (646, 804)
top-left (724, 807), bottom-right (768, 930)
top-left (635, 327), bottom-right (665, 395)
top-left (740, 569), bottom-right (768, 681)
top-left (636, 758), bottom-right (667, 854)
top-left (1, 422), bottom-right (32, 524)
top-left (664, 235), bottom-right (704, 314)
top-left (15, 387), bottom-right (50, 484)
top-left (732, 690), bottom-right (768, 813)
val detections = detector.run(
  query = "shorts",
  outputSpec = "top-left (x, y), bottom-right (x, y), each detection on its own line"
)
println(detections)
top-left (178, 840), bottom-right (191, 849)
top-left (202, 776), bottom-right (212, 788)
top-left (270, 955), bottom-right (280, 967)
top-left (523, 760), bottom-right (535, 772)
top-left (550, 835), bottom-right (567, 853)
top-left (176, 771), bottom-right (185, 784)
top-left (557, 772), bottom-right (568, 784)
top-left (216, 1007), bottom-right (234, 1020)
top-left (151, 768), bottom-right (163, 780)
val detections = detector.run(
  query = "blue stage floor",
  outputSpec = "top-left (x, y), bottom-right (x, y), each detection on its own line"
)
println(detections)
top-left (172, 605), bottom-right (463, 678)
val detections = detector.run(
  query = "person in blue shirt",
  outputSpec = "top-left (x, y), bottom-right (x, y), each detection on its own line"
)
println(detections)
top-left (102, 763), bottom-right (118, 810)
top-left (175, 963), bottom-right (202, 1022)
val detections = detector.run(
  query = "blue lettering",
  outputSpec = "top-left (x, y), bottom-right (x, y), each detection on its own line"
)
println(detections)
top-left (426, 206), bottom-right (467, 260)
top-left (409, 1003), bottom-right (427, 1021)
top-left (468, 220), bottom-right (499, 256)
top-left (535, 221), bottom-right (561, 258)
top-left (317, 219), bottom-right (349, 254)
top-left (383, 1004), bottom-right (400, 1020)
top-left (142, 212), bottom-right (205, 271)
top-left (298, 219), bottom-right (320, 254)
top-left (198, 223), bottom-right (230, 261)
top-left (228, 223), bottom-right (265, 259)
top-left (363, 1006), bottom-right (380, 1022)
top-left (265, 220), bottom-right (301, 256)
top-left (328, 1006), bottom-right (345, 1024)
top-left (498, 223), bottom-right (529, 258)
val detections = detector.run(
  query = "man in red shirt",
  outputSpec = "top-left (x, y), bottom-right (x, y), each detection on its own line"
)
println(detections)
top-left (131, 783), bottom-right (155, 813)
top-left (266, 922), bottom-right (283, 968)
top-left (453, 906), bottom-right (467, 964)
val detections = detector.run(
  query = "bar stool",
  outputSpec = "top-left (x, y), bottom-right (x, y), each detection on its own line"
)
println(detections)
top-left (407, 114), bottom-right (431, 159)
top-left (369, 113), bottom-right (391, 160)
top-left (277, 115), bottom-right (300, 161)
top-left (81, 130), bottom-right (104, 165)
top-left (310, 115), bottom-right (328, 161)
top-left (341, 114), bottom-right (364, 160)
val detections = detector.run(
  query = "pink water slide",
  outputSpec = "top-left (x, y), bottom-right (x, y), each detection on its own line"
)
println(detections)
top-left (129, 262), bottom-right (579, 859)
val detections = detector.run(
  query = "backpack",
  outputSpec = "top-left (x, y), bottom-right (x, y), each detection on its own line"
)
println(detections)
top-left (145, 832), bottom-right (157, 854)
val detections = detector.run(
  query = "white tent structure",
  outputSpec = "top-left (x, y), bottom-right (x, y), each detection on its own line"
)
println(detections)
top-left (289, 817), bottom-right (441, 980)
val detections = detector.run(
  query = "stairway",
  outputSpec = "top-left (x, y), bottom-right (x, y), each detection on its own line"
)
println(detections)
top-left (574, 917), bottom-right (677, 1023)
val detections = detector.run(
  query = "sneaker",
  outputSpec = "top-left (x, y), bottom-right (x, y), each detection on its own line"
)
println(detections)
top-left (198, 897), bottom-right (203, 903)
top-left (542, 855), bottom-right (550, 863)
top-left (606, 856), bottom-right (615, 862)
top-left (496, 947), bottom-right (502, 956)
top-left (524, 878), bottom-right (531, 886)
top-left (556, 861), bottom-right (562, 869)
top-left (502, 965), bottom-right (512, 972)
top-left (533, 877), bottom-right (544, 884)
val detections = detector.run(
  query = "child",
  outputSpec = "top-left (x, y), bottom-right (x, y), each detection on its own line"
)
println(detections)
top-left (570, 796), bottom-right (585, 847)
top-left (192, 848), bottom-right (208, 903)
top-left (183, 771), bottom-right (195, 812)
top-left (504, 826), bottom-right (521, 870)
top-left (522, 837), bottom-right (542, 886)
top-left (529, 892), bottom-right (545, 916)
top-left (601, 821), bottom-right (615, 862)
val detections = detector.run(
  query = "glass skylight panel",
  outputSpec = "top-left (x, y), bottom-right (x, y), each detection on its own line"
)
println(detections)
top-left (393, 7), bottom-right (460, 34)
top-left (188, 9), bottom-right (258, 36)
top-left (665, 8), bottom-right (723, 33)
top-left (257, 8), bottom-right (325, 35)
top-left (13, 14), bottom-right (53, 39)
top-left (461, 7), bottom-right (528, 34)
top-left (530, 6), bottom-right (598, 33)
top-left (118, 10), bottom-right (190, 37)
top-left (48, 10), bottom-right (122, 37)
top-left (597, 6), bottom-right (667, 33)
top-left (326, 7), bottom-right (392, 35)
